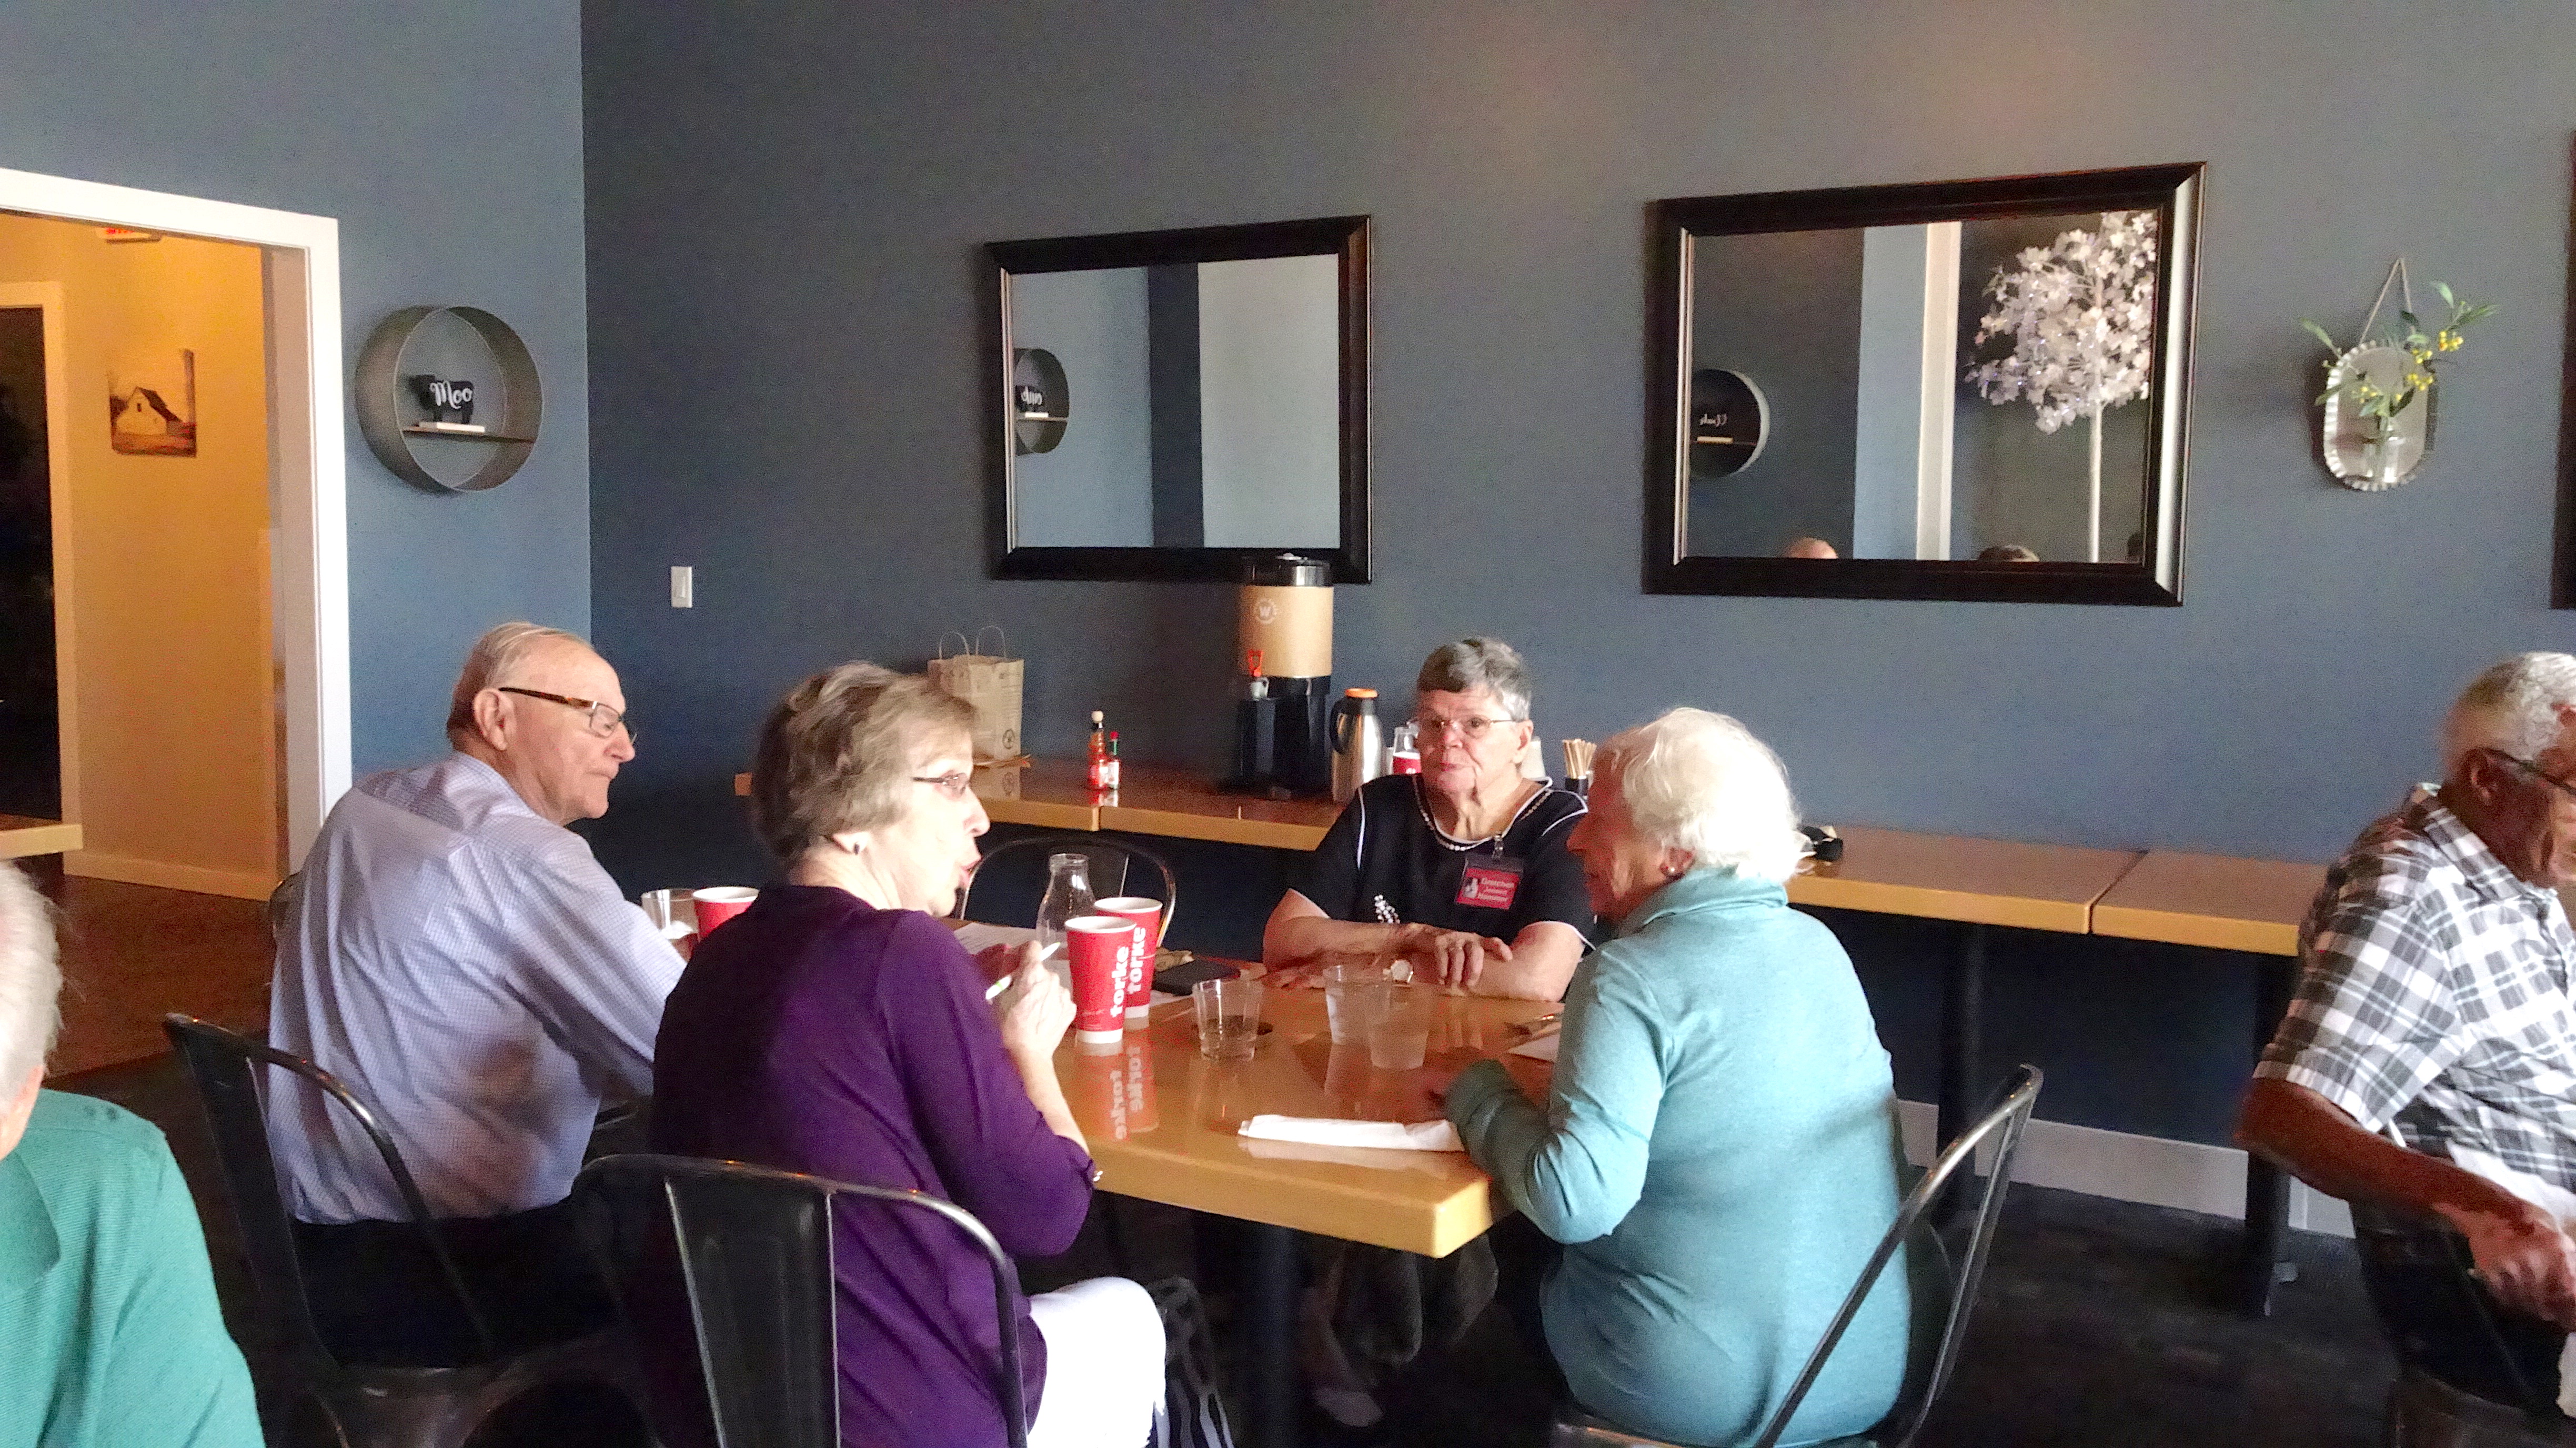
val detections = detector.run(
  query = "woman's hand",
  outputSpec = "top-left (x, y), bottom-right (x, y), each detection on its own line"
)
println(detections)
top-left (991, 946), bottom-right (1074, 1061)
top-left (1400, 924), bottom-right (1513, 991)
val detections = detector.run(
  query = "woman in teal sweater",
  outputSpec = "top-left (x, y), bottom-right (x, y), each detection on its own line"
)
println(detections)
top-left (1445, 709), bottom-right (1909, 1446)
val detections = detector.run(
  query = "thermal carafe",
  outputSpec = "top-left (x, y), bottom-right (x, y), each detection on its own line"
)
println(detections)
top-left (1330, 688), bottom-right (1384, 802)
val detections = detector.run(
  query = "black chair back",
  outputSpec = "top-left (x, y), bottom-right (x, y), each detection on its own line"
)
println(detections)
top-left (1749, 1064), bottom-right (2045, 1448)
top-left (161, 1013), bottom-right (496, 1369)
top-left (957, 833), bottom-right (1176, 942)
top-left (574, 1152), bottom-right (1030, 1448)
top-left (2349, 1197), bottom-right (2562, 1419)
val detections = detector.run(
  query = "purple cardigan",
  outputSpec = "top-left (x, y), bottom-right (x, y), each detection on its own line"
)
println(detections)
top-left (648, 885), bottom-right (1095, 1446)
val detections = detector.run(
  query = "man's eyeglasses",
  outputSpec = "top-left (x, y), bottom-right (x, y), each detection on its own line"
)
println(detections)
top-left (913, 771), bottom-right (975, 801)
top-left (497, 687), bottom-right (636, 746)
top-left (2494, 751), bottom-right (2576, 803)
top-left (1410, 713), bottom-right (1525, 743)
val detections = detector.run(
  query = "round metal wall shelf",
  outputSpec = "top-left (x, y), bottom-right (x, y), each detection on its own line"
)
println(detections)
top-left (355, 305), bottom-right (542, 492)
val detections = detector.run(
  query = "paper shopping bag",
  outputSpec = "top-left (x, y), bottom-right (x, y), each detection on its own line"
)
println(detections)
top-left (928, 627), bottom-right (1024, 763)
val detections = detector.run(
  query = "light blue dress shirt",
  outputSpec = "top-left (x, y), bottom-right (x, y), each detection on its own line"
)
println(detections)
top-left (267, 752), bottom-right (682, 1221)
top-left (1448, 867), bottom-right (1909, 1447)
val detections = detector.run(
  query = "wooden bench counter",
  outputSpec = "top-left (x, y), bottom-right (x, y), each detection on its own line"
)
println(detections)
top-left (1792, 826), bottom-right (2142, 935)
top-left (2091, 851), bottom-right (2326, 957)
top-left (0, 816), bottom-right (81, 860)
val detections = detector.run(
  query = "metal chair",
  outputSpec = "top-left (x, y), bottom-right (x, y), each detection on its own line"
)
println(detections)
top-left (2348, 1198), bottom-right (2576, 1445)
top-left (1552, 1064), bottom-right (2045, 1448)
top-left (160, 1013), bottom-right (640, 1448)
top-left (955, 832), bottom-right (1176, 942)
top-left (572, 1152), bottom-right (1032, 1448)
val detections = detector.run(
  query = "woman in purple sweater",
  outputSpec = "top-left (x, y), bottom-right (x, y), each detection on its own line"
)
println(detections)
top-left (649, 663), bottom-right (1163, 1447)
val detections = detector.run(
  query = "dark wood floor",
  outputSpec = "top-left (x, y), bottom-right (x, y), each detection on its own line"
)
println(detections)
top-left (46, 874), bottom-right (270, 1075)
top-left (63, 1041), bottom-right (2397, 1448)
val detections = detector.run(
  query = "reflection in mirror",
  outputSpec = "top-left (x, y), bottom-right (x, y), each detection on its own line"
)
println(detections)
top-left (1687, 213), bottom-right (2155, 563)
top-left (1647, 166), bottom-right (2201, 605)
top-left (1011, 257), bottom-right (1340, 549)
top-left (990, 216), bottom-right (1370, 582)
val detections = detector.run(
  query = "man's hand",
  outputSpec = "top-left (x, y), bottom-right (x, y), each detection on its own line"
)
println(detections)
top-left (1399, 924), bottom-right (1513, 991)
top-left (2453, 1197), bottom-right (2576, 1329)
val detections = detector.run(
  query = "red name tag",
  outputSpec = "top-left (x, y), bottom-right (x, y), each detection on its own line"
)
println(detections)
top-left (1456, 857), bottom-right (1522, 910)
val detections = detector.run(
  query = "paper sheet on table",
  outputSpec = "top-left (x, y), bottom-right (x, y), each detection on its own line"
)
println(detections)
top-left (2443, 1143), bottom-right (2576, 1414)
top-left (951, 921), bottom-right (1040, 953)
top-left (1239, 1115), bottom-right (1462, 1152)
top-left (1507, 1030), bottom-right (1561, 1062)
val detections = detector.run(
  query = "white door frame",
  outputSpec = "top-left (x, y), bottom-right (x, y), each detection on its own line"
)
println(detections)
top-left (0, 282), bottom-right (81, 829)
top-left (0, 166), bottom-right (347, 863)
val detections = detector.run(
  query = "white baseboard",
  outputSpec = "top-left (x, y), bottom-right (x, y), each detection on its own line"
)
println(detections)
top-left (1896, 1099), bottom-right (2353, 1239)
top-left (66, 850), bottom-right (277, 902)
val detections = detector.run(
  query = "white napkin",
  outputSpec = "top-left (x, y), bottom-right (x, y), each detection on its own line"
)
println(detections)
top-left (2443, 1143), bottom-right (2576, 1414)
top-left (1239, 1115), bottom-right (1463, 1152)
top-left (1506, 1031), bottom-right (1561, 1063)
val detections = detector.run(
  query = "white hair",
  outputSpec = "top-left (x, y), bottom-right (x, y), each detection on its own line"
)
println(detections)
top-left (446, 621), bottom-right (590, 746)
top-left (1598, 708), bottom-right (1805, 883)
top-left (1416, 637), bottom-right (1532, 723)
top-left (0, 864), bottom-right (61, 1090)
top-left (2443, 652), bottom-right (2576, 776)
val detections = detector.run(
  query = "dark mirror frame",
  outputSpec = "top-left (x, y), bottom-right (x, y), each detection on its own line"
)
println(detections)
top-left (987, 215), bottom-right (1372, 583)
top-left (1644, 164), bottom-right (2204, 605)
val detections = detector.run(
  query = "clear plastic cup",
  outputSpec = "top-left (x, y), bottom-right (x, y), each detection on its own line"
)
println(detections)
top-left (1191, 977), bottom-right (1264, 1062)
top-left (1321, 963), bottom-right (1392, 1046)
top-left (1367, 983), bottom-right (1435, 1070)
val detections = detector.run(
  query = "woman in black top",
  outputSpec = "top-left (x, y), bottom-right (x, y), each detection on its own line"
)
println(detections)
top-left (1263, 637), bottom-right (1594, 1000)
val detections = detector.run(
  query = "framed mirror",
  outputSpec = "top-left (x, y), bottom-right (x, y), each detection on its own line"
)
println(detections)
top-left (988, 215), bottom-right (1371, 582)
top-left (1646, 165), bottom-right (2202, 605)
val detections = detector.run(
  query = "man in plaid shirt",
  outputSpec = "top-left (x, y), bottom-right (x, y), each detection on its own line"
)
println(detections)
top-left (2245, 652), bottom-right (2576, 1361)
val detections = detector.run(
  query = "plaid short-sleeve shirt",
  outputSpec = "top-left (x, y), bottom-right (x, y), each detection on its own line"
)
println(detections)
top-left (2256, 786), bottom-right (2576, 1192)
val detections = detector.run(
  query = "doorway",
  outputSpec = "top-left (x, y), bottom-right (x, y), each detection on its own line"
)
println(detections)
top-left (0, 303), bottom-right (57, 821)
top-left (0, 220), bottom-right (281, 896)
top-left (0, 165), bottom-right (348, 870)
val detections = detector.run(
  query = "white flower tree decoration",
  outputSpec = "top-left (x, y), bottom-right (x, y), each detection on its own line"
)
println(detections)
top-left (1964, 211), bottom-right (2159, 562)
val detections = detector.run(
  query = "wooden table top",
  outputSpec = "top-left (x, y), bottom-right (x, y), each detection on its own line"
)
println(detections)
top-left (736, 760), bottom-right (1111, 832)
top-left (2090, 851), bottom-right (2328, 957)
top-left (1787, 825), bottom-right (2143, 935)
top-left (1060, 974), bottom-right (1554, 1257)
top-left (1098, 763), bottom-right (1339, 851)
top-left (0, 816), bottom-right (81, 860)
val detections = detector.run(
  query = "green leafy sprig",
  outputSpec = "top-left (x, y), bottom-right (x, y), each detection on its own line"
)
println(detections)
top-left (2303, 281), bottom-right (2497, 424)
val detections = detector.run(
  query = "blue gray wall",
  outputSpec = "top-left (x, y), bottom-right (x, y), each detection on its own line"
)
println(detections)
top-left (582, 2), bottom-right (2576, 1148)
top-left (0, 1), bottom-right (591, 775)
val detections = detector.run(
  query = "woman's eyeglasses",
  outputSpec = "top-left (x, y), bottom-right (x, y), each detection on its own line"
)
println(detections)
top-left (497, 687), bottom-right (636, 746)
top-left (1410, 713), bottom-right (1523, 742)
top-left (913, 771), bottom-right (976, 801)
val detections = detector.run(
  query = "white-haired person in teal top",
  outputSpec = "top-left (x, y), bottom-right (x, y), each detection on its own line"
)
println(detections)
top-left (1443, 709), bottom-right (1910, 1446)
top-left (0, 862), bottom-right (259, 1445)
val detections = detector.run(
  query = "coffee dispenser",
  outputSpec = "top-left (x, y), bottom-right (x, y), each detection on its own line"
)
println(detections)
top-left (1228, 554), bottom-right (1334, 796)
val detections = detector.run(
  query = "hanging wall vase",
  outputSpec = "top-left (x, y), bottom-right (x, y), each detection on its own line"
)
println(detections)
top-left (2305, 258), bottom-right (2492, 494)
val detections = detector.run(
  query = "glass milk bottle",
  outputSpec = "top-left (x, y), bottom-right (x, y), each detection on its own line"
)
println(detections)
top-left (1035, 852), bottom-right (1095, 988)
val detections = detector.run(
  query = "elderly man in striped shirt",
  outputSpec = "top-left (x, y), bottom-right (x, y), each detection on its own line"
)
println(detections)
top-left (2244, 651), bottom-right (2576, 1409)
top-left (266, 621), bottom-right (682, 1364)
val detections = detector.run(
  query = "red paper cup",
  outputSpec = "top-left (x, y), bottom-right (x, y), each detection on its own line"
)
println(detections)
top-left (692, 887), bottom-right (758, 936)
top-left (1064, 916), bottom-right (1136, 1045)
top-left (1094, 897), bottom-right (1163, 1023)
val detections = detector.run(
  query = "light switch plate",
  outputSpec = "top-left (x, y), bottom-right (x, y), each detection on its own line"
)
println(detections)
top-left (670, 565), bottom-right (693, 608)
